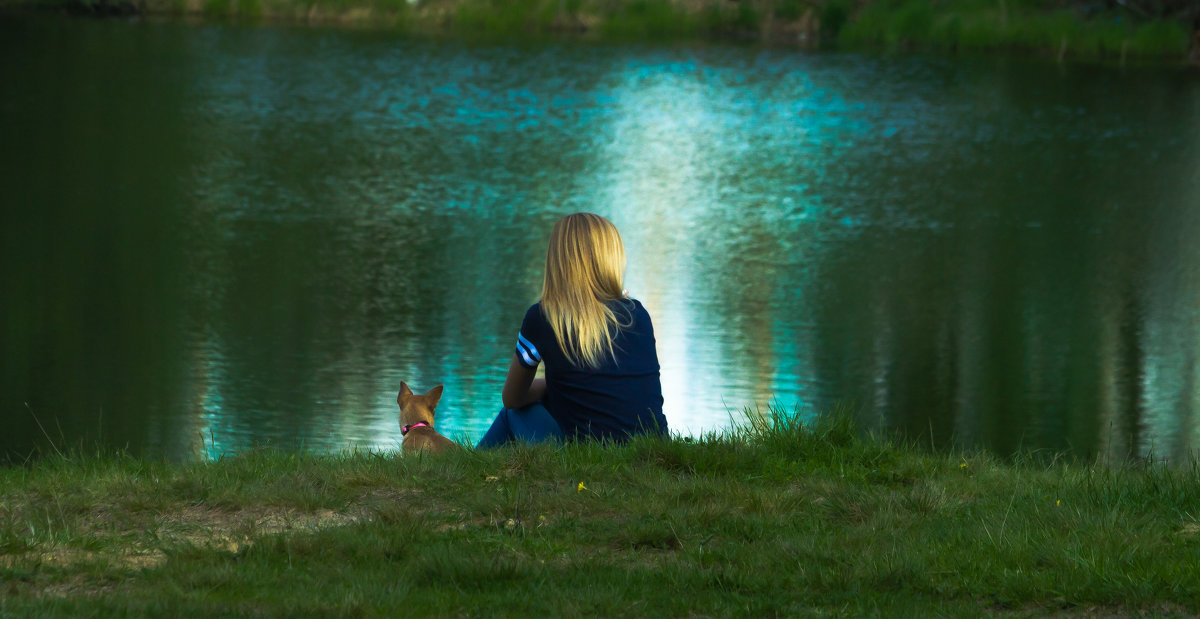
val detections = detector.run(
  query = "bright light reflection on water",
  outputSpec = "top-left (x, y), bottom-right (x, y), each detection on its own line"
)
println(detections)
top-left (2, 18), bottom-right (1200, 463)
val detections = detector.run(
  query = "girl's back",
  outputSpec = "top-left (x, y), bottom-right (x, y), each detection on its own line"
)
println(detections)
top-left (479, 212), bottom-right (668, 449)
top-left (516, 297), bottom-right (665, 442)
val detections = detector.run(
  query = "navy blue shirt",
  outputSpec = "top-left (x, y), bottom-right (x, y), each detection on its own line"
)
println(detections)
top-left (515, 298), bottom-right (667, 442)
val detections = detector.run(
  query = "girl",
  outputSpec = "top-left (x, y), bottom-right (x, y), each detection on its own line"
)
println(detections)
top-left (476, 213), bottom-right (668, 447)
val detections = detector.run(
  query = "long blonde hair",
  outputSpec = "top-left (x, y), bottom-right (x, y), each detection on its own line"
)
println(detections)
top-left (540, 213), bottom-right (630, 368)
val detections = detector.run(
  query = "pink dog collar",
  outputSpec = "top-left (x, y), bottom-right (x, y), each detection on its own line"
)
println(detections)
top-left (401, 422), bottom-right (429, 436)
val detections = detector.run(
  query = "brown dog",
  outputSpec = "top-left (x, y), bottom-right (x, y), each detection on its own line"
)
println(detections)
top-left (397, 382), bottom-right (459, 454)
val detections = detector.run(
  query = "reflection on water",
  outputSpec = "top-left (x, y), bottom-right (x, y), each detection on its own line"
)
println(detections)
top-left (2, 17), bottom-right (1199, 462)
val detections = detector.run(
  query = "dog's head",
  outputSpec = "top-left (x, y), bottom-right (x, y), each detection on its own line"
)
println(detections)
top-left (397, 381), bottom-right (443, 429)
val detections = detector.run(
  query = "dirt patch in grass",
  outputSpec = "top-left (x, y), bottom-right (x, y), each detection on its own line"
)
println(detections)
top-left (2, 501), bottom-right (378, 597)
top-left (159, 504), bottom-right (367, 554)
top-left (0, 484), bottom-right (439, 598)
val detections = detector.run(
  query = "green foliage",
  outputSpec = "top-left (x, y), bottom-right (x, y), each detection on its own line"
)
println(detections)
top-left (773, 0), bottom-right (804, 21)
top-left (453, 0), bottom-right (555, 35)
top-left (1130, 19), bottom-right (1190, 56)
top-left (201, 0), bottom-right (230, 15)
top-left (835, 0), bottom-right (1192, 60)
top-left (11, 0), bottom-right (1190, 61)
top-left (818, 0), bottom-right (850, 38)
top-left (237, 0), bottom-right (261, 16)
top-left (890, 0), bottom-right (934, 44)
top-left (836, 0), bottom-right (890, 46)
top-left (599, 0), bottom-right (697, 39)
top-left (734, 1), bottom-right (761, 33)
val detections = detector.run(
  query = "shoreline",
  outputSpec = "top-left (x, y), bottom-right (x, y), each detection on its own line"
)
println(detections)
top-left (4, 0), bottom-right (1198, 64)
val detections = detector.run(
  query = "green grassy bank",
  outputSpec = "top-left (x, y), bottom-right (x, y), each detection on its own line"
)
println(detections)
top-left (3, 0), bottom-right (1198, 63)
top-left (4, 413), bottom-right (1200, 616)
top-left (838, 0), bottom-right (1195, 61)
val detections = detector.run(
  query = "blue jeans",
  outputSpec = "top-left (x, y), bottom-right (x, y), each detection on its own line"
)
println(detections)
top-left (476, 402), bottom-right (564, 449)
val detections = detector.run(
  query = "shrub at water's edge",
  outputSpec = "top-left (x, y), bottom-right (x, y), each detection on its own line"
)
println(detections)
top-left (3, 0), bottom-right (1197, 63)
top-left (838, 0), bottom-right (1193, 62)
top-left (3, 407), bottom-right (1200, 614)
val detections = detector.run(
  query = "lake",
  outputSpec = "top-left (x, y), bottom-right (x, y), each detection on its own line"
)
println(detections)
top-left (3, 16), bottom-right (1198, 462)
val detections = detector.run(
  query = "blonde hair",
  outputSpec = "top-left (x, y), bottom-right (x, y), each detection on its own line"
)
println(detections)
top-left (540, 213), bottom-right (630, 368)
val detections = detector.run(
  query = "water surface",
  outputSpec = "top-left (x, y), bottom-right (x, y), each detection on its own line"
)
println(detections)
top-left (3, 16), bottom-right (1199, 462)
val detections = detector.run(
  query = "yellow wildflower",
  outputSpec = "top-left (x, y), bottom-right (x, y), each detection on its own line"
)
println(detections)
top-left (577, 482), bottom-right (587, 493)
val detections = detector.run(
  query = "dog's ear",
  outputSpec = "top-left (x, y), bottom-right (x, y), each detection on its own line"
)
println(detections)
top-left (426, 385), bottom-right (444, 408)
top-left (399, 381), bottom-right (412, 395)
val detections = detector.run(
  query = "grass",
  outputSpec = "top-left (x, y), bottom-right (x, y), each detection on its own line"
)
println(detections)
top-left (3, 409), bottom-right (1200, 615)
top-left (838, 0), bottom-right (1193, 60)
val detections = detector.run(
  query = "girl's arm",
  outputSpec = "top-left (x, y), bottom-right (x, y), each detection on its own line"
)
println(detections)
top-left (502, 354), bottom-right (546, 410)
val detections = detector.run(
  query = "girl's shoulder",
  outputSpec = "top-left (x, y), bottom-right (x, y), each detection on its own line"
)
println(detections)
top-left (612, 296), bottom-right (648, 315)
top-left (523, 302), bottom-right (547, 326)
top-left (610, 298), bottom-right (654, 331)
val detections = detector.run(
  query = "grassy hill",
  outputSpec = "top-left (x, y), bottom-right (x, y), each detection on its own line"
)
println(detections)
top-left (4, 412), bottom-right (1200, 615)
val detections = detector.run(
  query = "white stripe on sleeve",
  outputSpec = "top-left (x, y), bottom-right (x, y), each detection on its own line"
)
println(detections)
top-left (515, 332), bottom-right (540, 367)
